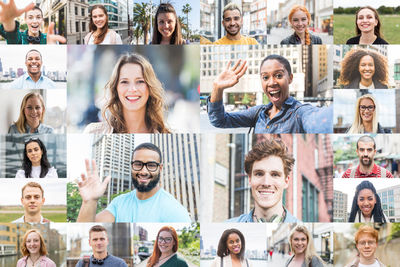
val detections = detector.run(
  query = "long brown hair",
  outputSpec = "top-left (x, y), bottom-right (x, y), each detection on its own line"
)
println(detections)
top-left (102, 53), bottom-right (170, 133)
top-left (355, 6), bottom-right (383, 38)
top-left (147, 226), bottom-right (178, 267)
top-left (89, 4), bottom-right (109, 44)
top-left (21, 229), bottom-right (48, 256)
top-left (15, 92), bottom-right (45, 133)
top-left (151, 3), bottom-right (184, 44)
top-left (288, 5), bottom-right (311, 45)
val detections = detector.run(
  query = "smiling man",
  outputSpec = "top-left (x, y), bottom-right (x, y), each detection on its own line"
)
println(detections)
top-left (76, 143), bottom-right (191, 222)
top-left (13, 182), bottom-right (50, 223)
top-left (213, 3), bottom-right (258, 45)
top-left (75, 225), bottom-right (127, 267)
top-left (342, 135), bottom-right (393, 178)
top-left (8, 49), bottom-right (56, 89)
top-left (227, 139), bottom-right (299, 222)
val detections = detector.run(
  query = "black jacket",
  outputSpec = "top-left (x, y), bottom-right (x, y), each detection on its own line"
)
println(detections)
top-left (346, 35), bottom-right (388, 44)
top-left (280, 32), bottom-right (322, 44)
top-left (343, 77), bottom-right (388, 89)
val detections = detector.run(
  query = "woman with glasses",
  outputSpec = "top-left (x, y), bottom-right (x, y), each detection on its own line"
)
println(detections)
top-left (339, 48), bottom-right (389, 89)
top-left (347, 94), bottom-right (391, 133)
top-left (348, 181), bottom-right (387, 223)
top-left (147, 226), bottom-right (188, 267)
top-left (8, 92), bottom-right (54, 134)
top-left (17, 229), bottom-right (56, 267)
top-left (84, 53), bottom-right (170, 133)
top-left (211, 228), bottom-right (253, 267)
top-left (345, 225), bottom-right (386, 267)
top-left (15, 138), bottom-right (58, 178)
top-left (285, 225), bottom-right (325, 267)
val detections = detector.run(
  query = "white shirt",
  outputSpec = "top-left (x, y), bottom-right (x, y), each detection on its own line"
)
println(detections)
top-left (87, 30), bottom-right (122, 44)
top-left (12, 215), bottom-right (47, 224)
top-left (359, 260), bottom-right (380, 267)
top-left (15, 166), bottom-right (58, 178)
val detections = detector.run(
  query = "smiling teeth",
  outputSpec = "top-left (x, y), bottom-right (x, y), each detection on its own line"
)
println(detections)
top-left (269, 90), bottom-right (280, 95)
top-left (127, 96), bottom-right (139, 100)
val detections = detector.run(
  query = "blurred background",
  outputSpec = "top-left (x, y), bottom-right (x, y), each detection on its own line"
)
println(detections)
top-left (67, 45), bottom-right (200, 133)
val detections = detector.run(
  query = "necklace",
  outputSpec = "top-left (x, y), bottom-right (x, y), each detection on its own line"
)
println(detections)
top-left (157, 253), bottom-right (174, 263)
top-left (28, 255), bottom-right (41, 266)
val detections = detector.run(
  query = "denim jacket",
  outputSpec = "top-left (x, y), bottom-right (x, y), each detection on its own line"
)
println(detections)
top-left (207, 96), bottom-right (332, 133)
top-left (226, 208), bottom-right (299, 223)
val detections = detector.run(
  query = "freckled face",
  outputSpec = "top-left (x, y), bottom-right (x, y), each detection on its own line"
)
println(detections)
top-left (26, 232), bottom-right (41, 255)
top-left (290, 10), bottom-right (309, 35)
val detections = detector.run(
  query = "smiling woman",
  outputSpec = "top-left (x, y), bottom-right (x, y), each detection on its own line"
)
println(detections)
top-left (16, 229), bottom-right (56, 267)
top-left (84, 53), bottom-right (170, 133)
top-left (8, 92), bottom-right (54, 134)
top-left (207, 54), bottom-right (332, 133)
top-left (280, 5), bottom-right (322, 45)
top-left (286, 225), bottom-right (325, 267)
top-left (84, 4), bottom-right (122, 44)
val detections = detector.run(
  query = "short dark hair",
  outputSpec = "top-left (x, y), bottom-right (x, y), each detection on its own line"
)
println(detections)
top-left (260, 54), bottom-right (292, 76)
top-left (217, 229), bottom-right (245, 260)
top-left (244, 139), bottom-right (294, 177)
top-left (356, 135), bottom-right (376, 150)
top-left (89, 225), bottom-right (107, 238)
top-left (25, 6), bottom-right (43, 18)
top-left (25, 49), bottom-right (42, 61)
top-left (132, 143), bottom-right (162, 162)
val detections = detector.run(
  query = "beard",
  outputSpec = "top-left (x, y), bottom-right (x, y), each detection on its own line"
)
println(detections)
top-left (132, 172), bottom-right (160, 192)
top-left (360, 156), bottom-right (373, 167)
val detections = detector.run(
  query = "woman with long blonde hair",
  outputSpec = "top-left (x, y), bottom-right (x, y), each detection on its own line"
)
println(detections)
top-left (84, 53), bottom-right (170, 133)
top-left (281, 5), bottom-right (322, 45)
top-left (347, 94), bottom-right (390, 133)
top-left (147, 226), bottom-right (188, 267)
top-left (8, 92), bottom-right (53, 134)
top-left (285, 225), bottom-right (325, 267)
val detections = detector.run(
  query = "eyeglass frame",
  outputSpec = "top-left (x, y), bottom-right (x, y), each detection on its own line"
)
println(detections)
top-left (131, 160), bottom-right (161, 172)
top-left (359, 105), bottom-right (375, 111)
top-left (158, 237), bottom-right (173, 244)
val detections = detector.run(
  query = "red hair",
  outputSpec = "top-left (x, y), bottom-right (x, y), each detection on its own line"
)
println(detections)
top-left (288, 5), bottom-right (311, 45)
top-left (146, 226), bottom-right (178, 267)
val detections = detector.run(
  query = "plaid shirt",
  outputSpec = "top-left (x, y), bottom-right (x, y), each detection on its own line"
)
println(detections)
top-left (207, 96), bottom-right (332, 133)
top-left (342, 163), bottom-right (394, 178)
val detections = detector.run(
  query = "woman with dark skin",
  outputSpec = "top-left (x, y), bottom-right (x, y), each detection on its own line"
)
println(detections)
top-left (207, 55), bottom-right (332, 133)
top-left (338, 49), bottom-right (388, 89)
top-left (210, 228), bottom-right (253, 267)
top-left (348, 181), bottom-right (387, 223)
top-left (346, 6), bottom-right (388, 45)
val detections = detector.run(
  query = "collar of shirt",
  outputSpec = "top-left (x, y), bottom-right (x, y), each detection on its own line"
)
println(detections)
top-left (357, 163), bottom-right (379, 176)
top-left (23, 73), bottom-right (44, 83)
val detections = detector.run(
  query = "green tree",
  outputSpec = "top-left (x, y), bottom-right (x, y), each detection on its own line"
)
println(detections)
top-left (182, 4), bottom-right (192, 40)
top-left (133, 2), bottom-right (153, 44)
top-left (133, 24), bottom-right (143, 45)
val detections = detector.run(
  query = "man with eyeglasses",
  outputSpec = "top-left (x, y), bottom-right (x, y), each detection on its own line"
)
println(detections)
top-left (342, 135), bottom-right (394, 178)
top-left (345, 225), bottom-right (386, 267)
top-left (75, 225), bottom-right (127, 267)
top-left (76, 142), bottom-right (191, 222)
top-left (213, 3), bottom-right (258, 45)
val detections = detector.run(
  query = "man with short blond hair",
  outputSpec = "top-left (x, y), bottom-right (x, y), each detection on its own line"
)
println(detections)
top-left (213, 3), bottom-right (258, 45)
top-left (13, 181), bottom-right (49, 223)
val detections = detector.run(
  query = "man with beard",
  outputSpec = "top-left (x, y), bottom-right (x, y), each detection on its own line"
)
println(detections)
top-left (76, 143), bottom-right (191, 222)
top-left (213, 3), bottom-right (258, 45)
top-left (8, 49), bottom-right (56, 89)
top-left (342, 135), bottom-right (393, 178)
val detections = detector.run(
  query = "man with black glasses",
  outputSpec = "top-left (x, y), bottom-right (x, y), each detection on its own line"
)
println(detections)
top-left (76, 143), bottom-right (191, 222)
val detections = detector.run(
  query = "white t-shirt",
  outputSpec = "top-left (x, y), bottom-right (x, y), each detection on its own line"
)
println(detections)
top-left (359, 260), bottom-right (380, 267)
top-left (15, 166), bottom-right (58, 178)
top-left (87, 30), bottom-right (122, 44)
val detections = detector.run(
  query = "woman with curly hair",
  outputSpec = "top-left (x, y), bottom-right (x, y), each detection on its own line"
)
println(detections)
top-left (347, 94), bottom-right (391, 134)
top-left (338, 49), bottom-right (388, 89)
top-left (151, 3), bottom-right (188, 44)
top-left (84, 4), bottom-right (122, 44)
top-left (17, 229), bottom-right (56, 267)
top-left (285, 225), bottom-right (325, 267)
top-left (16, 137), bottom-right (58, 178)
top-left (210, 228), bottom-right (253, 267)
top-left (147, 226), bottom-right (188, 267)
top-left (84, 53), bottom-right (170, 133)
top-left (281, 5), bottom-right (322, 45)
top-left (348, 181), bottom-right (387, 223)
top-left (346, 6), bottom-right (388, 44)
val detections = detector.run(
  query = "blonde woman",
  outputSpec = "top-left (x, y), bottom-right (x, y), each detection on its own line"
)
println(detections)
top-left (285, 225), bottom-right (325, 267)
top-left (84, 53), bottom-right (170, 133)
top-left (347, 94), bottom-right (390, 134)
top-left (8, 92), bottom-right (53, 134)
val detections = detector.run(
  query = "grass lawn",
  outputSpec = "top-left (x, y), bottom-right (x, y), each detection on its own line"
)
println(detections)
top-left (334, 14), bottom-right (400, 44)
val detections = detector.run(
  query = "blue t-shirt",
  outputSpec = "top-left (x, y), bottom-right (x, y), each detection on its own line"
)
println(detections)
top-left (106, 188), bottom-right (191, 222)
